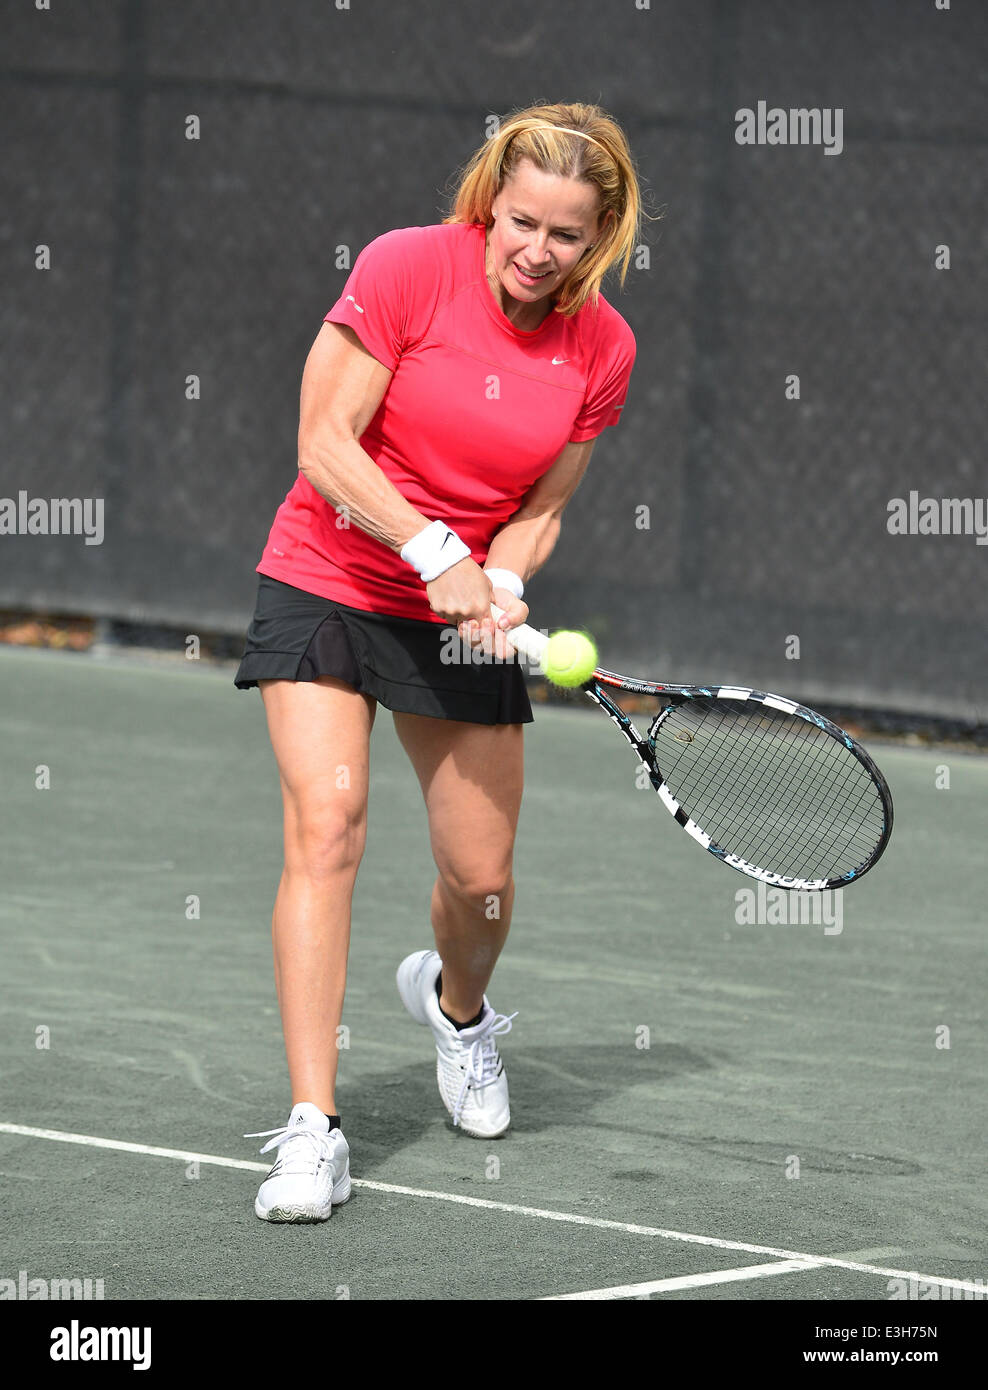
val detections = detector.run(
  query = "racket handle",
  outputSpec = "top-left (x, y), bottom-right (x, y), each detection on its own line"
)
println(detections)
top-left (490, 603), bottom-right (549, 669)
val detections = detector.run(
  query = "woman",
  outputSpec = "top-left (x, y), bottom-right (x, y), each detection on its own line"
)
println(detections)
top-left (236, 101), bottom-right (643, 1223)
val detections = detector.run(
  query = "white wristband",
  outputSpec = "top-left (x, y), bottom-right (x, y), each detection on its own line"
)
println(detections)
top-left (400, 520), bottom-right (471, 582)
top-left (483, 567), bottom-right (524, 600)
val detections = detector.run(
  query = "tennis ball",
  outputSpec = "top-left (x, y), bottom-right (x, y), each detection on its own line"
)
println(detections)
top-left (543, 630), bottom-right (598, 688)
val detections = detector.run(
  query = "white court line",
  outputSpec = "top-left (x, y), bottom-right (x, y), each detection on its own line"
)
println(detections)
top-left (0, 1124), bottom-right (266, 1172)
top-left (542, 1258), bottom-right (822, 1300)
top-left (1, 1122), bottom-right (984, 1295)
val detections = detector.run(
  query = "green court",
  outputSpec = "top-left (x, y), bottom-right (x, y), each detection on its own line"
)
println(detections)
top-left (1, 644), bottom-right (984, 1301)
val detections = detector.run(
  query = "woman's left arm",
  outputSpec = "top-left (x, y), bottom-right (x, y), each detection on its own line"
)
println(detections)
top-left (485, 438), bottom-right (597, 585)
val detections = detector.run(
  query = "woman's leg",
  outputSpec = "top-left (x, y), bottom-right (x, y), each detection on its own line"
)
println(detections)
top-left (259, 676), bottom-right (376, 1114)
top-left (392, 713), bottom-right (524, 1023)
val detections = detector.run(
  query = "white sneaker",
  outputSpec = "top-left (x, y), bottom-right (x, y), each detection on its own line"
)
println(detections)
top-left (396, 949), bottom-right (516, 1139)
top-left (246, 1101), bottom-right (351, 1223)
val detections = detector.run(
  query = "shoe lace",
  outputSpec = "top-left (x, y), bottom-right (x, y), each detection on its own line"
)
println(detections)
top-left (452, 1011), bottom-right (517, 1127)
top-left (243, 1121), bottom-right (333, 1171)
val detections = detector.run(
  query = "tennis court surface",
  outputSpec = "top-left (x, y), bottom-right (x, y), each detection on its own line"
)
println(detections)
top-left (1, 644), bottom-right (985, 1304)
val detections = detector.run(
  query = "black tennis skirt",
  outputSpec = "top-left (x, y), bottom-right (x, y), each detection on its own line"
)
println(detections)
top-left (234, 574), bottom-right (533, 725)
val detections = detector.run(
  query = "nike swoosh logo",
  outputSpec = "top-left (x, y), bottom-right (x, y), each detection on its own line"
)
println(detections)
top-left (552, 356), bottom-right (570, 365)
top-left (440, 532), bottom-right (453, 548)
top-left (345, 295), bottom-right (364, 314)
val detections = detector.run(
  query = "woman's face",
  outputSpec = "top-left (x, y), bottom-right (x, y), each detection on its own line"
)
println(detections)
top-left (487, 157), bottom-right (602, 309)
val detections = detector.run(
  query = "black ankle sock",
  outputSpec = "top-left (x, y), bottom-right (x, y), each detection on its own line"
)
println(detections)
top-left (325, 1114), bottom-right (341, 1132)
top-left (435, 973), bottom-right (485, 1031)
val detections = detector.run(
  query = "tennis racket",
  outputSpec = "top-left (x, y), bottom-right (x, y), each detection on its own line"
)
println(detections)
top-left (491, 606), bottom-right (893, 890)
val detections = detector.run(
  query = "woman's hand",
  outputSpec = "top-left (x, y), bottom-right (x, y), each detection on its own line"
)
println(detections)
top-left (477, 586), bottom-right (530, 661)
top-left (426, 561), bottom-right (530, 661)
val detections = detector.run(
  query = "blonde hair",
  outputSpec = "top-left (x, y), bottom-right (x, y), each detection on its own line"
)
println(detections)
top-left (443, 101), bottom-right (652, 317)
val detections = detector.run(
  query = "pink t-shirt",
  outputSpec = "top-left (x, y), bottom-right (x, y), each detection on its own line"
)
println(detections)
top-left (257, 221), bottom-right (636, 622)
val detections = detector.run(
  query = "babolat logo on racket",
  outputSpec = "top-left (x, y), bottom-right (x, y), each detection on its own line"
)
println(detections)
top-left (674, 729), bottom-right (694, 743)
top-left (723, 853), bottom-right (828, 892)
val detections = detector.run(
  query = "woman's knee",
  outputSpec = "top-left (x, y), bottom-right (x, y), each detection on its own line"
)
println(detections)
top-left (261, 679), bottom-right (375, 880)
top-left (282, 798), bottom-right (369, 879)
top-left (437, 857), bottom-right (514, 908)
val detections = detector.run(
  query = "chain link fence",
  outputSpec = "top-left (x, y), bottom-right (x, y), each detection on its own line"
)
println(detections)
top-left (2, 1), bottom-right (986, 720)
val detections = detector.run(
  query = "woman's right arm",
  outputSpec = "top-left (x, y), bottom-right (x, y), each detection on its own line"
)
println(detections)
top-left (297, 321), bottom-right (429, 552)
top-left (296, 322), bottom-right (495, 629)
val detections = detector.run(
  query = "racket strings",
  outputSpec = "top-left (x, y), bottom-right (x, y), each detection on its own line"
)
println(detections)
top-left (650, 699), bottom-right (886, 880)
top-left (679, 716), bottom-right (834, 865)
top-left (689, 713), bottom-right (882, 874)
top-left (674, 732), bottom-right (871, 875)
top-left (688, 713), bottom-right (882, 876)
top-left (713, 715), bottom-right (877, 864)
